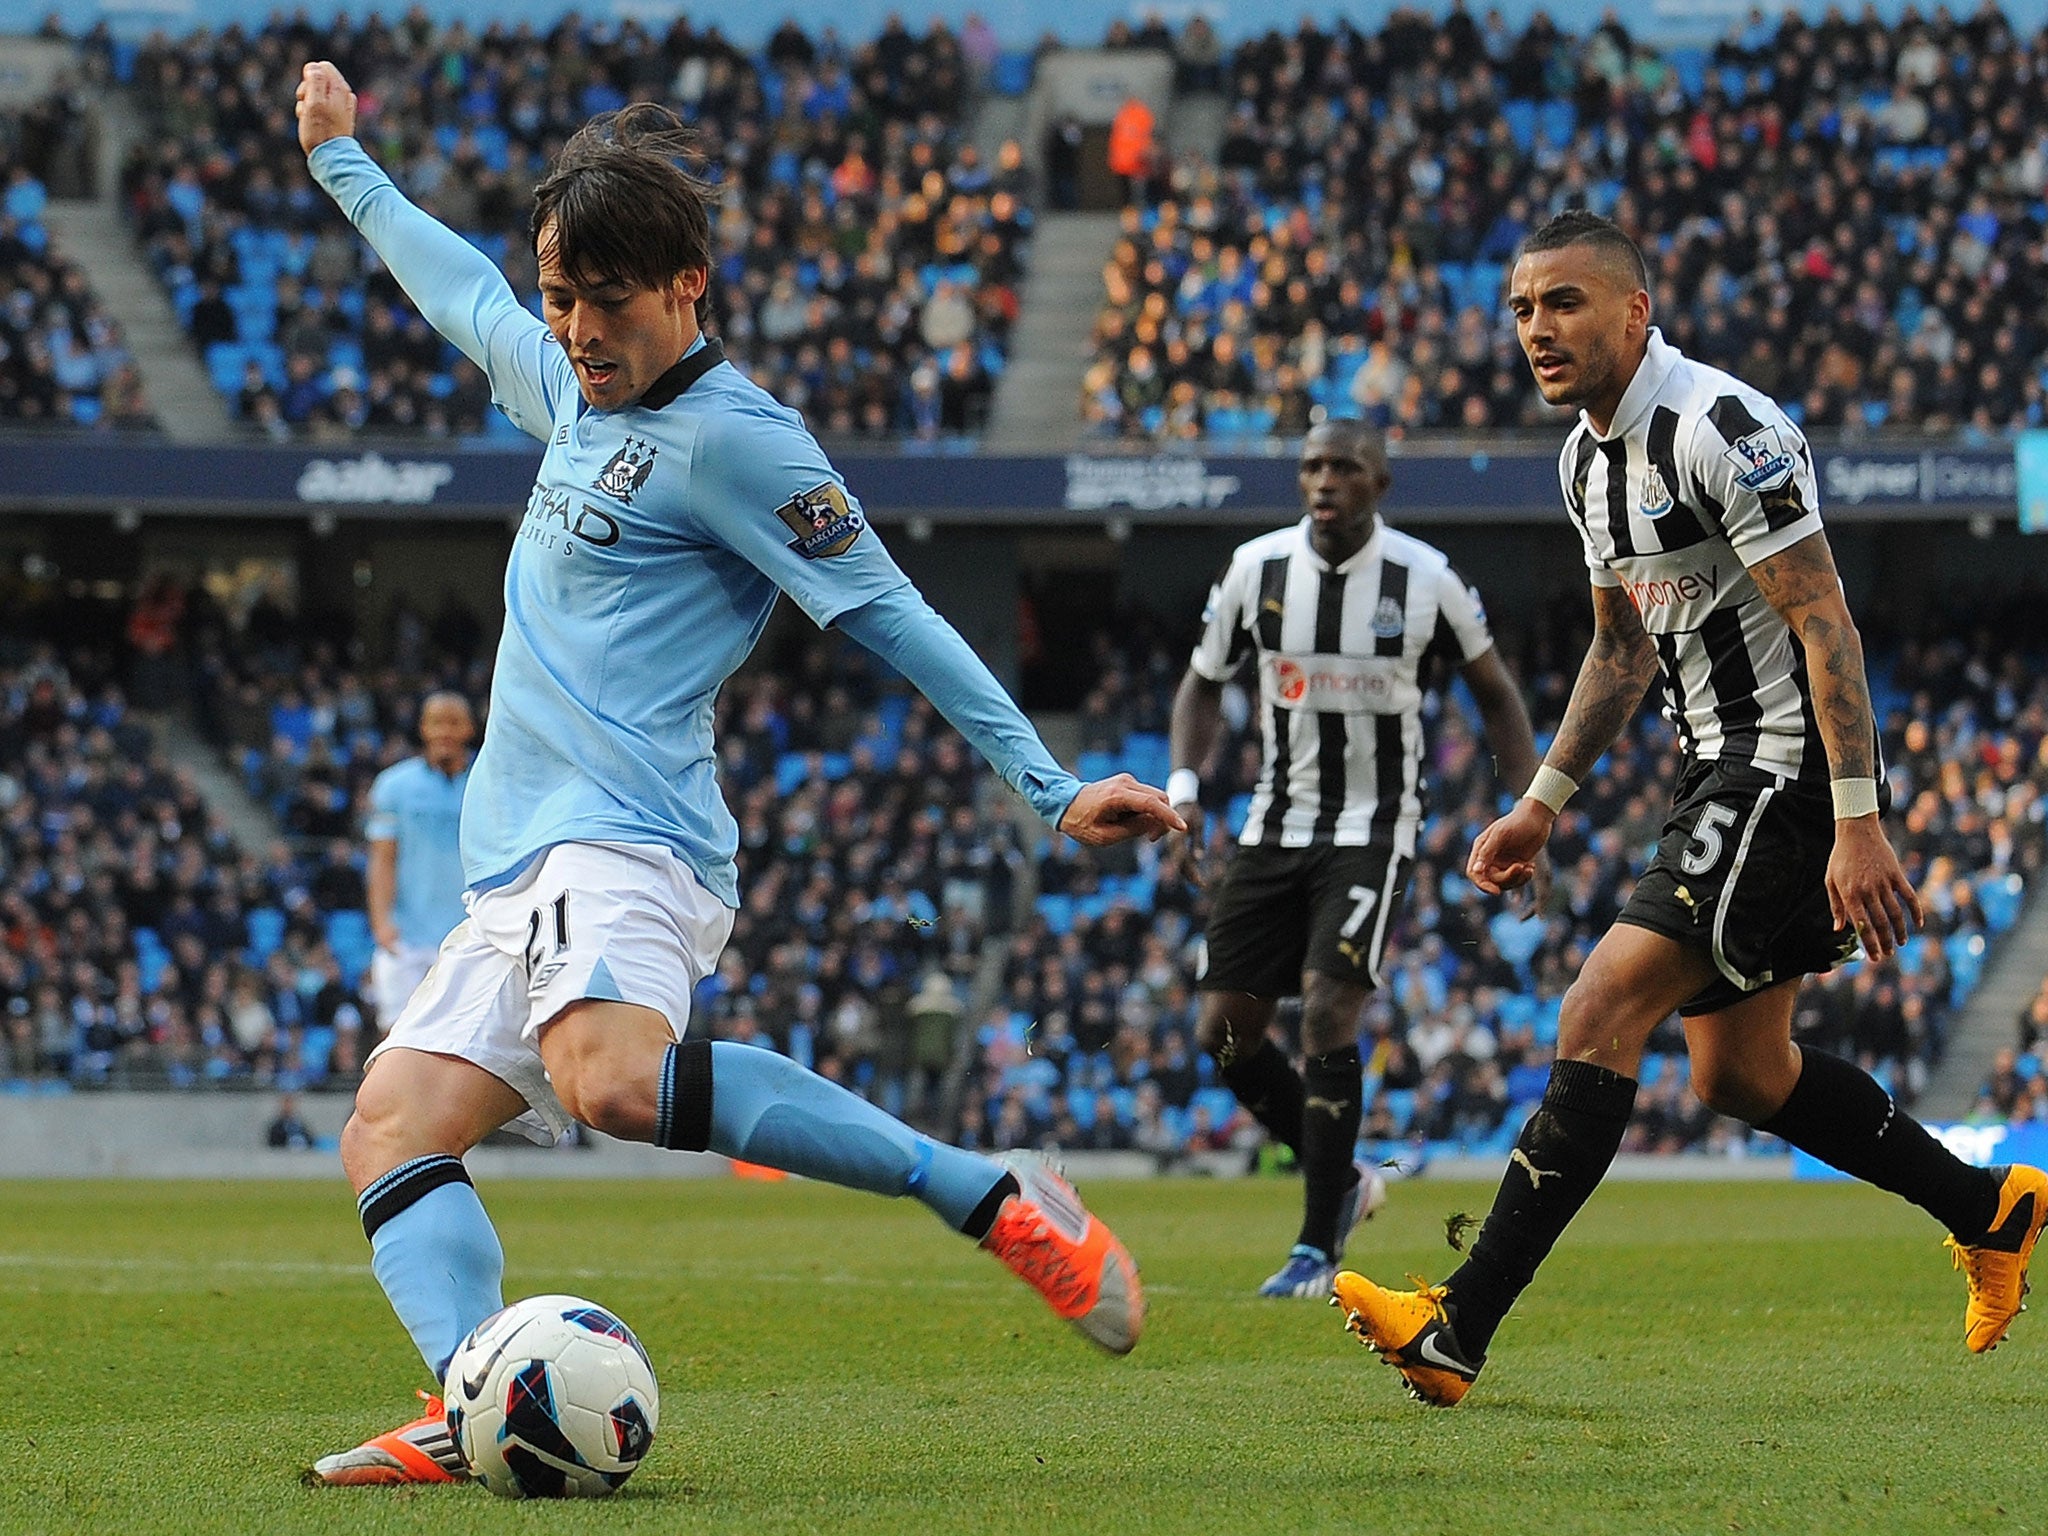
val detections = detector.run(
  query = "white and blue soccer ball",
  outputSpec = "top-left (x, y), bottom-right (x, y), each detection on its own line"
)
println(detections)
top-left (441, 1294), bottom-right (660, 1498)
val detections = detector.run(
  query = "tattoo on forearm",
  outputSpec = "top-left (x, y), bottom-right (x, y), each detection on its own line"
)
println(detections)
top-left (1751, 533), bottom-right (1875, 781)
top-left (1548, 589), bottom-right (1657, 782)
top-left (1798, 610), bottom-right (1875, 779)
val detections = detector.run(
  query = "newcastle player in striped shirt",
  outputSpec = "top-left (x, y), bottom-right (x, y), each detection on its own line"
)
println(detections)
top-left (1169, 418), bottom-right (1544, 1299)
top-left (1334, 211), bottom-right (2046, 1406)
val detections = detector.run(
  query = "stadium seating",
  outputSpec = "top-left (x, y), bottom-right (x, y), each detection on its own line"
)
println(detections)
top-left (1090, 7), bottom-right (2048, 443)
top-left (962, 615), bottom-right (2046, 1161)
top-left (0, 78), bottom-right (153, 428)
top-left (0, 638), bottom-right (371, 1092)
top-left (116, 14), bottom-right (1026, 441)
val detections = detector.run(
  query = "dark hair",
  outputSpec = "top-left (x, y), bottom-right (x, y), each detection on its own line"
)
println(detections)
top-left (530, 103), bottom-right (715, 324)
top-left (1517, 209), bottom-right (1649, 293)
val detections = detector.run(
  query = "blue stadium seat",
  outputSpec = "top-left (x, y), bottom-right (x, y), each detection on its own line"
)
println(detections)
top-left (992, 51), bottom-right (1033, 96)
top-left (327, 910), bottom-right (375, 986)
top-left (246, 906), bottom-right (286, 962)
top-left (1501, 100), bottom-right (1538, 152)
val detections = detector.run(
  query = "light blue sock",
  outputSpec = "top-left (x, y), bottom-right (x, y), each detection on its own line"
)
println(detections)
top-left (664, 1041), bottom-right (1007, 1232)
top-left (359, 1156), bottom-right (505, 1382)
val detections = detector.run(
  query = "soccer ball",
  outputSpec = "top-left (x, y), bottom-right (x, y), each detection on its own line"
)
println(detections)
top-left (441, 1294), bottom-right (660, 1498)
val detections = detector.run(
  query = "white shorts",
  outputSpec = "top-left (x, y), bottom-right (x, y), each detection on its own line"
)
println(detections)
top-left (369, 941), bottom-right (439, 1027)
top-left (366, 841), bottom-right (735, 1145)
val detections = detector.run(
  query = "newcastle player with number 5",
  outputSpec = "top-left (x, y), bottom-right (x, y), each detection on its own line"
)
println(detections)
top-left (1334, 212), bottom-right (2047, 1407)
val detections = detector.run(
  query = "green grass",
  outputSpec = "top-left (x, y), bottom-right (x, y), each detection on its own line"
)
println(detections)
top-left (0, 1177), bottom-right (2040, 1536)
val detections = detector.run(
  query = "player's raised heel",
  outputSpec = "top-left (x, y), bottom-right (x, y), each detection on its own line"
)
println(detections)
top-left (1945, 1163), bottom-right (2048, 1353)
top-left (982, 1151), bottom-right (1144, 1354)
top-left (309, 1390), bottom-right (469, 1486)
top-left (1331, 1271), bottom-right (1482, 1406)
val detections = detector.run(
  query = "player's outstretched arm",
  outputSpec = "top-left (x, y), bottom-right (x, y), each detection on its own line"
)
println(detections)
top-left (1467, 582), bottom-right (1655, 895)
top-left (294, 61), bottom-right (566, 437)
top-left (1748, 529), bottom-right (1924, 960)
top-left (833, 585), bottom-right (1183, 847)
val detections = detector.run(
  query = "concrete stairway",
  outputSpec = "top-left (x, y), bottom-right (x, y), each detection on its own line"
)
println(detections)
top-left (982, 211), bottom-right (1119, 451)
top-left (1920, 893), bottom-right (2048, 1116)
top-left (41, 90), bottom-right (233, 442)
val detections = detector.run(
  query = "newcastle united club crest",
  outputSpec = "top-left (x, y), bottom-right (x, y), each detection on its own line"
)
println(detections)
top-left (594, 437), bottom-right (657, 503)
top-left (775, 481), bottom-right (864, 559)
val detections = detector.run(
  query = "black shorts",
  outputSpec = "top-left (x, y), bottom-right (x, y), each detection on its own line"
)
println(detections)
top-left (1199, 842), bottom-right (1412, 997)
top-left (1618, 757), bottom-right (1857, 1017)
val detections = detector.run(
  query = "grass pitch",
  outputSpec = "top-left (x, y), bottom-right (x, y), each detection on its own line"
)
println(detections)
top-left (0, 1175), bottom-right (2040, 1536)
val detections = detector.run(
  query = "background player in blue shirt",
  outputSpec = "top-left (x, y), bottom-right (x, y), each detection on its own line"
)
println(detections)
top-left (364, 692), bottom-right (473, 1035)
top-left (295, 63), bottom-right (1183, 1488)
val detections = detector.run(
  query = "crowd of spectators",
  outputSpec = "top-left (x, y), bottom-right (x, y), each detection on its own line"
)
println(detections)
top-left (961, 612), bottom-right (2047, 1163)
top-left (1088, 2), bottom-right (2048, 444)
top-left (112, 10), bottom-right (1027, 441)
top-left (10, 561), bottom-right (2042, 1170)
top-left (0, 635), bottom-right (374, 1094)
top-left (0, 77), bottom-right (153, 430)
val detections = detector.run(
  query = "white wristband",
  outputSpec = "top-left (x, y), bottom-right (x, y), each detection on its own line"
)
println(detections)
top-left (1831, 777), bottom-right (1880, 819)
top-left (1524, 764), bottom-right (1579, 815)
top-left (1166, 768), bottom-right (1201, 808)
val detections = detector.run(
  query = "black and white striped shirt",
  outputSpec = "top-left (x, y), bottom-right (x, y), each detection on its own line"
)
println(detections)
top-left (1191, 517), bottom-right (1493, 852)
top-left (1560, 329), bottom-right (1828, 781)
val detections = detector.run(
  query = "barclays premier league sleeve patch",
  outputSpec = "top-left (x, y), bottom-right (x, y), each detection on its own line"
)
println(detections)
top-left (775, 481), bottom-right (864, 558)
top-left (1723, 425), bottom-right (1796, 493)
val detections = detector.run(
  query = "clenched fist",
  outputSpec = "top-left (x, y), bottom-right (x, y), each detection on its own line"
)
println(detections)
top-left (295, 60), bottom-right (358, 156)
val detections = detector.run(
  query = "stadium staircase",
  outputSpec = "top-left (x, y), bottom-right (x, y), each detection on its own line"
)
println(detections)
top-left (981, 210), bottom-right (1120, 449)
top-left (1920, 890), bottom-right (2048, 1117)
top-left (143, 708), bottom-right (282, 856)
top-left (37, 82), bottom-right (233, 441)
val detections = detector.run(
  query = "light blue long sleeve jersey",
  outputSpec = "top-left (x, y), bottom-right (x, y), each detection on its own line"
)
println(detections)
top-left (309, 138), bottom-right (1081, 907)
top-left (364, 755), bottom-right (470, 949)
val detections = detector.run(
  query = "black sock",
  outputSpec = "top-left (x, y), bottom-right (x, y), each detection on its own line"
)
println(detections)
top-left (1756, 1045), bottom-right (2001, 1239)
top-left (1447, 1058), bottom-right (1637, 1356)
top-left (1297, 1045), bottom-right (1364, 1257)
top-left (655, 1039), bottom-right (714, 1151)
top-left (1218, 1036), bottom-right (1305, 1154)
top-left (960, 1173), bottom-right (1020, 1242)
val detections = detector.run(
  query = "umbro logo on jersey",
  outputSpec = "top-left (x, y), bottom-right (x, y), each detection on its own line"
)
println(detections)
top-left (1640, 464), bottom-right (1674, 518)
top-left (594, 437), bottom-right (658, 502)
top-left (555, 424), bottom-right (569, 445)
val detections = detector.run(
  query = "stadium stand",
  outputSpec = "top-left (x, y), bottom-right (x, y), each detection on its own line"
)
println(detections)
top-left (19, 572), bottom-right (2036, 1164)
top-left (0, 79), bottom-right (153, 429)
top-left (0, 635), bottom-right (373, 1092)
top-left (1087, 4), bottom-right (2048, 444)
top-left (114, 14), bottom-right (1027, 441)
top-left (962, 612), bottom-right (2047, 1162)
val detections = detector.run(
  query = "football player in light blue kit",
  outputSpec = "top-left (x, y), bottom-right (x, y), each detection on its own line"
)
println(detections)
top-left (297, 62), bottom-right (1182, 1489)
top-left (364, 692), bottom-right (473, 1033)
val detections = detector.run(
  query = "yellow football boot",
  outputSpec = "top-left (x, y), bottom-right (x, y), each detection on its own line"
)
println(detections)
top-left (1331, 1271), bottom-right (1482, 1406)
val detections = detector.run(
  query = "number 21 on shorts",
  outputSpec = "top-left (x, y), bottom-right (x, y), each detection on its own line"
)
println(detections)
top-left (525, 891), bottom-right (571, 993)
top-left (1681, 803), bottom-right (1739, 876)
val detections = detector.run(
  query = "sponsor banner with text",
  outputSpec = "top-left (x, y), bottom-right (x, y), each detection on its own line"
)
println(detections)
top-left (1793, 1121), bottom-right (2048, 1179)
top-left (0, 440), bottom-right (2024, 521)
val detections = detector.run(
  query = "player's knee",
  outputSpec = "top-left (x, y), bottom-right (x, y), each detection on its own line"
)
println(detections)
top-left (1688, 1058), bottom-right (1776, 1122)
top-left (1555, 971), bottom-right (1629, 1057)
top-left (551, 1066), bottom-right (657, 1143)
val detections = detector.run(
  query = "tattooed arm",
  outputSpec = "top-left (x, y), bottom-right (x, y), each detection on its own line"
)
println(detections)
top-left (1747, 529), bottom-right (1923, 958)
top-left (1467, 582), bottom-right (1658, 896)
top-left (1542, 583), bottom-right (1661, 781)
top-left (1745, 529), bottom-right (1875, 778)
